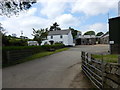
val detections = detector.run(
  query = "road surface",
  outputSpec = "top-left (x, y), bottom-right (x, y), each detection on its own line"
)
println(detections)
top-left (3, 45), bottom-right (109, 88)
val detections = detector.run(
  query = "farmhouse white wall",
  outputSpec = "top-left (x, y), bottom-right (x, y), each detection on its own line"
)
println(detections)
top-left (68, 31), bottom-right (74, 45)
top-left (47, 35), bottom-right (68, 45)
top-left (41, 30), bottom-right (74, 46)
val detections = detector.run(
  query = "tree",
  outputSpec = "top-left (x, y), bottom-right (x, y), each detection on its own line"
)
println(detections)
top-left (32, 28), bottom-right (48, 45)
top-left (0, 0), bottom-right (36, 17)
top-left (96, 32), bottom-right (104, 36)
top-left (0, 23), bottom-right (10, 46)
top-left (84, 31), bottom-right (95, 35)
top-left (69, 27), bottom-right (79, 39)
top-left (0, 23), bottom-right (6, 35)
top-left (49, 22), bottom-right (61, 31)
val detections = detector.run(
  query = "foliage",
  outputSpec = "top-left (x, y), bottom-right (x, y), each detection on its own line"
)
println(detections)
top-left (2, 44), bottom-right (65, 67)
top-left (69, 27), bottom-right (79, 39)
top-left (49, 22), bottom-right (61, 31)
top-left (96, 32), bottom-right (104, 36)
top-left (3, 43), bottom-right (64, 51)
top-left (0, 0), bottom-right (37, 17)
top-left (0, 23), bottom-right (29, 46)
top-left (92, 54), bottom-right (118, 63)
top-left (2, 35), bottom-right (28, 46)
top-left (41, 43), bottom-right (65, 50)
top-left (2, 46), bottom-right (42, 51)
top-left (0, 23), bottom-right (6, 34)
top-left (9, 39), bottom-right (28, 46)
top-left (32, 28), bottom-right (48, 45)
top-left (84, 31), bottom-right (95, 35)
top-left (0, 23), bottom-right (10, 46)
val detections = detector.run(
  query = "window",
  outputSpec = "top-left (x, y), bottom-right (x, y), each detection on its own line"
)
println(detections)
top-left (60, 35), bottom-right (63, 38)
top-left (51, 36), bottom-right (53, 39)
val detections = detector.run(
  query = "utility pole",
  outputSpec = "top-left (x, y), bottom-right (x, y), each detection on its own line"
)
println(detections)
top-left (21, 30), bottom-right (23, 39)
top-left (107, 13), bottom-right (109, 23)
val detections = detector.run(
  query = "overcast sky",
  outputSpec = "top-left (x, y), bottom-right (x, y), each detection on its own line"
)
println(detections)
top-left (0, 0), bottom-right (119, 39)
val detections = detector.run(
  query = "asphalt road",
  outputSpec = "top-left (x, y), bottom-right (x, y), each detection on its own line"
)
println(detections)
top-left (2, 45), bottom-right (109, 88)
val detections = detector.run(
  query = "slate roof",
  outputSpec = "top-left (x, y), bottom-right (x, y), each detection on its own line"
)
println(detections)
top-left (101, 31), bottom-right (109, 38)
top-left (48, 29), bottom-right (70, 35)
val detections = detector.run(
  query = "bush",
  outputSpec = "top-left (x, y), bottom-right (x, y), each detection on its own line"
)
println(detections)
top-left (2, 44), bottom-right (65, 67)
top-left (9, 39), bottom-right (28, 46)
top-left (41, 44), bottom-right (65, 50)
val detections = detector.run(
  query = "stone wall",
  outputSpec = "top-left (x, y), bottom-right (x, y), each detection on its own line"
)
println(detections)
top-left (81, 51), bottom-right (120, 89)
top-left (81, 38), bottom-right (96, 45)
top-left (104, 63), bottom-right (120, 88)
top-left (110, 44), bottom-right (120, 54)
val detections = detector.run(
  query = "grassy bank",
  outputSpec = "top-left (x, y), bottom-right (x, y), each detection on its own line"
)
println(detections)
top-left (24, 48), bottom-right (69, 61)
top-left (92, 54), bottom-right (118, 63)
top-left (3, 48), bottom-right (69, 67)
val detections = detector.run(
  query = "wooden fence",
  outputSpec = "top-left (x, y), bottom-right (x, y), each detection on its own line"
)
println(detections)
top-left (81, 51), bottom-right (120, 89)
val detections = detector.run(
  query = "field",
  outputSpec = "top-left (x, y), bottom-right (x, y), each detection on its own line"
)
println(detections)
top-left (92, 54), bottom-right (118, 63)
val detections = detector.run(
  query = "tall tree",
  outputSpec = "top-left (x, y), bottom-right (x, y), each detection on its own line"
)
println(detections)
top-left (49, 22), bottom-right (61, 31)
top-left (69, 27), bottom-right (79, 39)
top-left (0, 0), bottom-right (36, 17)
top-left (84, 31), bottom-right (95, 35)
top-left (32, 28), bottom-right (48, 45)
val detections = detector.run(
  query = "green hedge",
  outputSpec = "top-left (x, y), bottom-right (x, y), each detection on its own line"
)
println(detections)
top-left (2, 44), bottom-right (65, 67)
top-left (3, 44), bottom-right (64, 51)
top-left (41, 44), bottom-right (65, 50)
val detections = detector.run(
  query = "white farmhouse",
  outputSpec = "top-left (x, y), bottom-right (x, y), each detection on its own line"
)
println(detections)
top-left (41, 29), bottom-right (75, 46)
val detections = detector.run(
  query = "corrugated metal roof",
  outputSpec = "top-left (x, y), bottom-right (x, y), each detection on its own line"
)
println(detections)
top-left (101, 32), bottom-right (109, 38)
top-left (79, 35), bottom-right (96, 38)
top-left (48, 29), bottom-right (70, 35)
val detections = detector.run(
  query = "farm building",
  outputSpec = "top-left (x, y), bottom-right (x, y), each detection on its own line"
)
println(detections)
top-left (41, 29), bottom-right (75, 46)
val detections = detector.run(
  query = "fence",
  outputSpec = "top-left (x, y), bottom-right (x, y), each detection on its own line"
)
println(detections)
top-left (81, 51), bottom-right (120, 89)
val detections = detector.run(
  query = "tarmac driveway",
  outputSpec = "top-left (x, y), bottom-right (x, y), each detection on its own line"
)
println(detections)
top-left (2, 45), bottom-right (109, 88)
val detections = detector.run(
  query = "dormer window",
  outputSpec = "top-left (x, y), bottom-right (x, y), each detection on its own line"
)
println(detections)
top-left (60, 35), bottom-right (63, 38)
top-left (51, 36), bottom-right (53, 39)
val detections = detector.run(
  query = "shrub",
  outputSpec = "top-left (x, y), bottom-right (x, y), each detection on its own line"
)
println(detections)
top-left (2, 44), bottom-right (65, 67)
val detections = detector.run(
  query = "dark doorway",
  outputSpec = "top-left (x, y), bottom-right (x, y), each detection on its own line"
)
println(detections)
top-left (76, 38), bottom-right (81, 45)
top-left (49, 40), bottom-right (54, 45)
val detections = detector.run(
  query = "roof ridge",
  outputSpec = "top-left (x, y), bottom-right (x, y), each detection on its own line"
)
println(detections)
top-left (48, 29), bottom-right (70, 35)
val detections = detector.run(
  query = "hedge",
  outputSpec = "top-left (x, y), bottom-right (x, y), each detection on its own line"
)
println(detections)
top-left (2, 44), bottom-right (65, 67)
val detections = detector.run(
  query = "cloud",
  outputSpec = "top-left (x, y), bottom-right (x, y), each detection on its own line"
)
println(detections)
top-left (80, 23), bottom-right (108, 34)
top-left (1, 7), bottom-right (51, 38)
top-left (39, 0), bottom-right (68, 18)
top-left (71, 0), bottom-right (118, 16)
top-left (1, 9), bottom-right (81, 39)
top-left (0, 0), bottom-right (118, 38)
top-left (55, 14), bottom-right (80, 29)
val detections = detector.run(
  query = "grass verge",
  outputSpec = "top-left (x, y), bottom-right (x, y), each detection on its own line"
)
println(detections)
top-left (92, 54), bottom-right (118, 63)
top-left (3, 48), bottom-right (69, 68)
top-left (24, 48), bottom-right (69, 61)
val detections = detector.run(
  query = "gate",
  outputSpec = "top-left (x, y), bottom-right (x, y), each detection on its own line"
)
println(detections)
top-left (81, 51), bottom-right (104, 89)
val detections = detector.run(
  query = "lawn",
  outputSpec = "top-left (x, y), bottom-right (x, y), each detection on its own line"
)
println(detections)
top-left (92, 54), bottom-right (118, 63)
